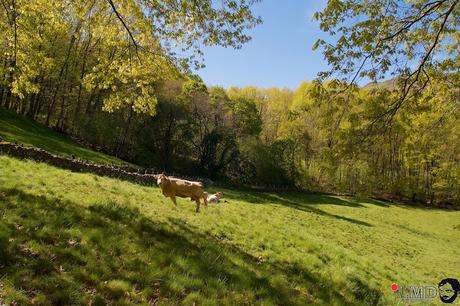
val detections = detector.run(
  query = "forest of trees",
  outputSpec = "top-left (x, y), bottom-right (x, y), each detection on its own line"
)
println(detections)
top-left (1, 0), bottom-right (459, 206)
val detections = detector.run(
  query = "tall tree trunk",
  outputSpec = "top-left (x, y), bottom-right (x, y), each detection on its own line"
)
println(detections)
top-left (0, 58), bottom-right (8, 106)
top-left (56, 94), bottom-right (67, 130)
top-left (4, 0), bottom-right (18, 109)
top-left (46, 25), bottom-right (80, 126)
top-left (4, 58), bottom-right (15, 110)
top-left (85, 89), bottom-right (97, 115)
top-left (116, 106), bottom-right (134, 157)
top-left (75, 34), bottom-right (95, 117)
top-left (34, 90), bottom-right (44, 120)
top-left (27, 92), bottom-right (38, 118)
top-left (27, 76), bottom-right (44, 118)
top-left (56, 69), bottom-right (71, 128)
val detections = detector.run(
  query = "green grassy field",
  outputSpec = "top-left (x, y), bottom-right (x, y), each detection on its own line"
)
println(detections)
top-left (1, 155), bottom-right (459, 305)
top-left (0, 110), bottom-right (127, 165)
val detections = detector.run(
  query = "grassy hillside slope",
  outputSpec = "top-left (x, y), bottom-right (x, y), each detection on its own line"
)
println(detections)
top-left (0, 110), bottom-right (127, 165)
top-left (1, 155), bottom-right (459, 305)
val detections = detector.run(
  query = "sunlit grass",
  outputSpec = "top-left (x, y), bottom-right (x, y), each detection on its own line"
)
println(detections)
top-left (0, 155), bottom-right (459, 305)
top-left (0, 110), bottom-right (128, 165)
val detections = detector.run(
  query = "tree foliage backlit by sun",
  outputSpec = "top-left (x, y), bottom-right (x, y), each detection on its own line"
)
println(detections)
top-left (313, 0), bottom-right (459, 119)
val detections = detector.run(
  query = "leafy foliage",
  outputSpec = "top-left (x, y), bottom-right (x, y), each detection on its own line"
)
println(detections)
top-left (313, 0), bottom-right (460, 119)
top-left (0, 0), bottom-right (261, 119)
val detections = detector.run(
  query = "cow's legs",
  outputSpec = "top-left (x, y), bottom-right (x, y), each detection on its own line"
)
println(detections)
top-left (202, 194), bottom-right (208, 208)
top-left (195, 199), bottom-right (200, 213)
top-left (170, 196), bottom-right (177, 206)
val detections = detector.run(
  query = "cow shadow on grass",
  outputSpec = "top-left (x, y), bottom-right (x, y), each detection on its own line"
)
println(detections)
top-left (0, 187), bottom-right (378, 305)
top-left (216, 188), bottom-right (375, 227)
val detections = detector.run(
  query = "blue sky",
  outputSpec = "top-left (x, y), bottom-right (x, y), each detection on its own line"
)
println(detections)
top-left (195, 0), bottom-right (329, 89)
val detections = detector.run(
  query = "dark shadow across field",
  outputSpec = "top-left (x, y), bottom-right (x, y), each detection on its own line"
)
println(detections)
top-left (218, 188), bottom-right (376, 227)
top-left (0, 187), bottom-right (375, 305)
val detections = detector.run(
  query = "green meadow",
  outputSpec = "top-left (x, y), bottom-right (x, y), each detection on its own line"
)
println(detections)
top-left (1, 155), bottom-right (458, 305)
top-left (0, 110), bottom-right (127, 166)
top-left (1, 0), bottom-right (459, 304)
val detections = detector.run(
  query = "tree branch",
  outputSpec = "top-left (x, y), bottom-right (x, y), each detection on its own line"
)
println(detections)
top-left (382, 0), bottom-right (447, 41)
top-left (106, 0), bottom-right (142, 63)
top-left (371, 0), bottom-right (458, 126)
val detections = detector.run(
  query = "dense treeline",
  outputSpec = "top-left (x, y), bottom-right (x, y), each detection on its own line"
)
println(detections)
top-left (225, 79), bottom-right (459, 207)
top-left (0, 0), bottom-right (261, 171)
top-left (0, 0), bottom-right (260, 121)
top-left (1, 0), bottom-right (459, 206)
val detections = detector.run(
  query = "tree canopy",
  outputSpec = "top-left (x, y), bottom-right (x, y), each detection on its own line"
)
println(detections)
top-left (0, 0), bottom-right (261, 117)
top-left (314, 0), bottom-right (459, 119)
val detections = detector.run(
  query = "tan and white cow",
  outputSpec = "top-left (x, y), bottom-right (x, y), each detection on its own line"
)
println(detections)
top-left (156, 173), bottom-right (208, 212)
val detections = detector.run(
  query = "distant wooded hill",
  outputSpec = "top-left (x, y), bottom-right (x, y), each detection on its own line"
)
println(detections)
top-left (364, 77), bottom-right (398, 90)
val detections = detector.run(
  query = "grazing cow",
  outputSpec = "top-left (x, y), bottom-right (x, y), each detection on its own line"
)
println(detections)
top-left (156, 173), bottom-right (208, 212)
top-left (207, 192), bottom-right (223, 204)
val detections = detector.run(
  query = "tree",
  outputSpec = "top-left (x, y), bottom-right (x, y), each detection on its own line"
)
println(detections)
top-left (229, 96), bottom-right (262, 137)
top-left (227, 86), bottom-right (291, 143)
top-left (313, 0), bottom-right (459, 120)
top-left (0, 0), bottom-right (262, 127)
top-left (106, 0), bottom-right (262, 71)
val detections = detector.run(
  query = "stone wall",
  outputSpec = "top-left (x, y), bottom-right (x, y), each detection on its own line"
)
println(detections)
top-left (0, 141), bottom-right (304, 193)
top-left (0, 142), bottom-right (161, 185)
top-left (4, 141), bottom-right (456, 208)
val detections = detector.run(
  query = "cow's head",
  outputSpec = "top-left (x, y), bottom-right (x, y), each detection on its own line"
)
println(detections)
top-left (157, 173), bottom-right (167, 186)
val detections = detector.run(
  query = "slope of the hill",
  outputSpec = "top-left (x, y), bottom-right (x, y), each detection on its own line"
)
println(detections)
top-left (1, 156), bottom-right (459, 305)
top-left (363, 77), bottom-right (398, 90)
top-left (0, 110), bottom-right (127, 165)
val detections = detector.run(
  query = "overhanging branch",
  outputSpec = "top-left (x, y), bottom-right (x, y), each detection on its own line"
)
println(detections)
top-left (106, 0), bottom-right (142, 63)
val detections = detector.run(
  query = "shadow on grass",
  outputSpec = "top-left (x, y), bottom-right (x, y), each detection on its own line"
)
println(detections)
top-left (0, 187), bottom-right (379, 305)
top-left (219, 189), bottom-right (374, 227)
top-left (168, 218), bottom-right (383, 305)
